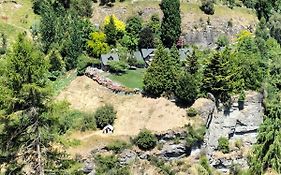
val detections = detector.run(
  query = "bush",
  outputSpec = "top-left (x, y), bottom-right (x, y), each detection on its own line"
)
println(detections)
top-left (108, 60), bottom-right (127, 73)
top-left (106, 140), bottom-right (130, 153)
top-left (133, 129), bottom-right (157, 150)
top-left (77, 54), bottom-right (100, 75)
top-left (46, 101), bottom-right (96, 134)
top-left (199, 156), bottom-right (213, 175)
top-left (94, 104), bottom-right (117, 129)
top-left (95, 155), bottom-right (130, 175)
top-left (186, 108), bottom-right (198, 117)
top-left (148, 156), bottom-right (176, 175)
top-left (216, 35), bottom-right (229, 49)
top-left (218, 137), bottom-right (230, 153)
top-left (175, 72), bottom-right (199, 104)
top-left (185, 124), bottom-right (206, 148)
top-left (200, 0), bottom-right (215, 15)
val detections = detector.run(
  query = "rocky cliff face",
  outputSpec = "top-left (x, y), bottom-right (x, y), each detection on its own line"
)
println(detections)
top-left (193, 91), bottom-right (264, 173)
top-left (82, 91), bottom-right (264, 174)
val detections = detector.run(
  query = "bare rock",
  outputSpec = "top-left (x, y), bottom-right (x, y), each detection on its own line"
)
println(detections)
top-left (119, 149), bottom-right (137, 165)
top-left (159, 143), bottom-right (187, 160)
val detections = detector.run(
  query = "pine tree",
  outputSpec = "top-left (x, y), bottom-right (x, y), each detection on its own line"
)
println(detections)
top-left (202, 49), bottom-right (232, 103)
top-left (160, 0), bottom-right (181, 48)
top-left (186, 47), bottom-right (200, 75)
top-left (139, 27), bottom-right (155, 49)
top-left (0, 33), bottom-right (51, 174)
top-left (249, 103), bottom-right (281, 174)
top-left (104, 15), bottom-right (118, 46)
top-left (126, 16), bottom-right (142, 37)
top-left (143, 45), bottom-right (181, 96)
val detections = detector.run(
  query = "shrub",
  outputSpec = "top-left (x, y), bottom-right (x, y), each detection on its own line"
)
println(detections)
top-left (108, 60), bottom-right (127, 73)
top-left (234, 139), bottom-right (243, 149)
top-left (186, 107), bottom-right (198, 117)
top-left (77, 54), bottom-right (100, 75)
top-left (199, 156), bottom-right (213, 175)
top-left (133, 129), bottom-right (157, 150)
top-left (106, 140), bottom-right (130, 153)
top-left (95, 155), bottom-right (130, 175)
top-left (200, 0), bottom-right (215, 15)
top-left (175, 72), bottom-right (199, 104)
top-left (94, 104), bottom-right (117, 129)
top-left (216, 35), bottom-right (229, 49)
top-left (185, 124), bottom-right (206, 148)
top-left (218, 137), bottom-right (230, 153)
top-left (148, 156), bottom-right (176, 175)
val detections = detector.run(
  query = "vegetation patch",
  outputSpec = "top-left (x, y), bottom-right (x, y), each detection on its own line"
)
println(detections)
top-left (94, 104), bottom-right (117, 129)
top-left (106, 68), bottom-right (145, 89)
top-left (218, 137), bottom-right (230, 153)
top-left (133, 129), bottom-right (157, 151)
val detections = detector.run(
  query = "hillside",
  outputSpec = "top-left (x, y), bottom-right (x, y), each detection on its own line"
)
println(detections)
top-left (0, 0), bottom-right (257, 46)
top-left (92, 0), bottom-right (257, 46)
top-left (0, 0), bottom-right (37, 42)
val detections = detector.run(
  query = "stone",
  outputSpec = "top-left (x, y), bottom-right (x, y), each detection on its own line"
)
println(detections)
top-left (83, 160), bottom-right (95, 174)
top-left (159, 143), bottom-right (187, 160)
top-left (119, 149), bottom-right (137, 165)
top-left (192, 98), bottom-right (216, 125)
top-left (204, 91), bottom-right (264, 173)
top-left (138, 152), bottom-right (149, 160)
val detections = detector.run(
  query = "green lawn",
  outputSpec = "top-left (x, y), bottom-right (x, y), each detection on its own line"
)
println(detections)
top-left (107, 68), bottom-right (146, 89)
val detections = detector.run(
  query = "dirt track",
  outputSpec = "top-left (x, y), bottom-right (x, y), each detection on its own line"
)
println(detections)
top-left (57, 76), bottom-right (192, 136)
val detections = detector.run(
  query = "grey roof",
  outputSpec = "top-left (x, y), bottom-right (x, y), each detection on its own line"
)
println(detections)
top-left (133, 51), bottom-right (143, 61)
top-left (179, 48), bottom-right (193, 61)
top-left (141, 49), bottom-right (156, 58)
top-left (101, 53), bottom-right (119, 65)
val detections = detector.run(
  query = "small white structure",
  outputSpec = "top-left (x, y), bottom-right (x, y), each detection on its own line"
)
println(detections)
top-left (102, 124), bottom-right (114, 134)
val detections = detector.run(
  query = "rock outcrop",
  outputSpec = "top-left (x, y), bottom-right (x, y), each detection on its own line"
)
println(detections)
top-left (200, 91), bottom-right (264, 173)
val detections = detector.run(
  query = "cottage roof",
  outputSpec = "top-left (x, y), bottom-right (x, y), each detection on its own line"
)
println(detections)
top-left (133, 51), bottom-right (143, 61)
top-left (179, 48), bottom-right (193, 61)
top-left (141, 49), bottom-right (156, 58)
top-left (101, 53), bottom-right (119, 65)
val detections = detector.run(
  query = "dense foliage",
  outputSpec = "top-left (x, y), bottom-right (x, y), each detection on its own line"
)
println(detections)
top-left (0, 34), bottom-right (78, 174)
top-left (143, 45), bottom-right (181, 96)
top-left (133, 129), bottom-right (157, 150)
top-left (217, 137), bottom-right (230, 153)
top-left (95, 155), bottom-right (130, 175)
top-left (94, 104), bottom-right (117, 129)
top-left (160, 0), bottom-right (181, 48)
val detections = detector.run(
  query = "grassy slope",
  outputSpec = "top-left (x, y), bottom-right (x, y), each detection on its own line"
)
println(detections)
top-left (92, 0), bottom-right (257, 33)
top-left (0, 0), bottom-right (37, 42)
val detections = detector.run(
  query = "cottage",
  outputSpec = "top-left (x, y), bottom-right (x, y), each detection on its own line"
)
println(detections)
top-left (100, 53), bottom-right (119, 71)
top-left (102, 124), bottom-right (114, 134)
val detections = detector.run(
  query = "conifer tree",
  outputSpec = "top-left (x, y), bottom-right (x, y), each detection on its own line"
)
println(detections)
top-left (0, 33), bottom-right (52, 174)
top-left (104, 15), bottom-right (118, 46)
top-left (160, 0), bottom-right (181, 48)
top-left (249, 103), bottom-right (281, 174)
top-left (143, 45), bottom-right (181, 96)
top-left (202, 49), bottom-right (232, 103)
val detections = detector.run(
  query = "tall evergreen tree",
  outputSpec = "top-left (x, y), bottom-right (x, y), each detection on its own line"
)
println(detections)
top-left (0, 34), bottom-right (51, 174)
top-left (104, 15), bottom-right (118, 46)
top-left (249, 103), bottom-right (281, 174)
top-left (39, 2), bottom-right (93, 70)
top-left (125, 16), bottom-right (142, 37)
top-left (202, 49), bottom-right (232, 103)
top-left (139, 27), bottom-right (155, 49)
top-left (143, 45), bottom-right (181, 96)
top-left (160, 0), bottom-right (181, 48)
